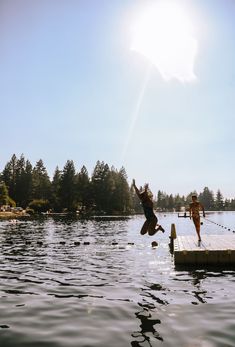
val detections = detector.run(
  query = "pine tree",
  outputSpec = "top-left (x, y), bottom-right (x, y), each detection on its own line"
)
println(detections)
top-left (76, 165), bottom-right (91, 210)
top-left (91, 161), bottom-right (111, 213)
top-left (32, 159), bottom-right (51, 201)
top-left (60, 160), bottom-right (76, 211)
top-left (109, 167), bottom-right (131, 214)
top-left (0, 182), bottom-right (9, 205)
top-left (2, 154), bottom-right (17, 200)
top-left (23, 160), bottom-right (33, 206)
top-left (51, 166), bottom-right (62, 211)
top-left (224, 198), bottom-right (230, 211)
top-left (14, 154), bottom-right (26, 206)
top-left (215, 190), bottom-right (224, 211)
top-left (156, 191), bottom-right (163, 210)
top-left (198, 187), bottom-right (214, 210)
top-left (174, 194), bottom-right (183, 212)
top-left (168, 194), bottom-right (174, 211)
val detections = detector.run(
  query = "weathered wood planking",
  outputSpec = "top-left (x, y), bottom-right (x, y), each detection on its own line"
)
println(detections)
top-left (174, 235), bottom-right (235, 265)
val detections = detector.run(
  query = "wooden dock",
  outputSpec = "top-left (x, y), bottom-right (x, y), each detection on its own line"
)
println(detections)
top-left (174, 235), bottom-right (235, 265)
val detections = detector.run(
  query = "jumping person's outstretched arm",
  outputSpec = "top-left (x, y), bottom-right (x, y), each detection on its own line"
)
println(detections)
top-left (132, 179), bottom-right (141, 198)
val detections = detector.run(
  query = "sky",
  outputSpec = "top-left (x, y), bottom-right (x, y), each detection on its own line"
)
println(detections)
top-left (1, 0), bottom-right (235, 198)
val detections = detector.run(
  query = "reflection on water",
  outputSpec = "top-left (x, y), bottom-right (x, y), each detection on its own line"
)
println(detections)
top-left (0, 213), bottom-right (235, 346)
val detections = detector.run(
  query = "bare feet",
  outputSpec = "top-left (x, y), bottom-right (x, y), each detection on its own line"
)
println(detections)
top-left (148, 225), bottom-right (165, 236)
top-left (156, 225), bottom-right (165, 233)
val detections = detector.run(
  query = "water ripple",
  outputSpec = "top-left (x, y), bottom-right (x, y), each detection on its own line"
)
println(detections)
top-left (0, 213), bottom-right (235, 346)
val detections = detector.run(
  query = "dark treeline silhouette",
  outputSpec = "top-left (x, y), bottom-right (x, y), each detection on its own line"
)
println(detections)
top-left (155, 188), bottom-right (235, 211)
top-left (0, 154), bottom-right (132, 214)
top-left (0, 154), bottom-right (235, 214)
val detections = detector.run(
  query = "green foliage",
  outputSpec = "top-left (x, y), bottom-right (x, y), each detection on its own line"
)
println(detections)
top-left (198, 187), bottom-right (214, 210)
top-left (7, 197), bottom-right (16, 207)
top-left (156, 191), bottom-right (186, 212)
top-left (2, 154), bottom-right (17, 199)
top-left (2, 154), bottom-right (33, 208)
top-left (91, 161), bottom-right (110, 212)
top-left (0, 182), bottom-right (9, 205)
top-left (215, 190), bottom-right (224, 211)
top-left (1, 154), bottom-right (235, 213)
top-left (59, 160), bottom-right (77, 211)
top-left (51, 166), bottom-right (62, 212)
top-left (32, 159), bottom-right (51, 201)
top-left (90, 162), bottom-right (132, 214)
top-left (28, 199), bottom-right (50, 213)
top-left (76, 165), bottom-right (92, 210)
top-left (0, 182), bottom-right (16, 206)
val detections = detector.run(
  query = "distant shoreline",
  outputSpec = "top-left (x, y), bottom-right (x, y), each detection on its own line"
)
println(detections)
top-left (0, 212), bottom-right (29, 219)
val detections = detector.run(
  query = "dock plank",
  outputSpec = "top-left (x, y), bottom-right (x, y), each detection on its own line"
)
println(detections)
top-left (174, 235), bottom-right (235, 265)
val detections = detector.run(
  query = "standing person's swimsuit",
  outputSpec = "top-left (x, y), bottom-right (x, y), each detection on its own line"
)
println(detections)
top-left (190, 202), bottom-right (201, 226)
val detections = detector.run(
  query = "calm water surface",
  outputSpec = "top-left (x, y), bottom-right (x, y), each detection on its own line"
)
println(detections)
top-left (0, 212), bottom-right (235, 347)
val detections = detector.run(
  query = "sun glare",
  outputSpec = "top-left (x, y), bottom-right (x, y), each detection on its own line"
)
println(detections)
top-left (131, 2), bottom-right (198, 82)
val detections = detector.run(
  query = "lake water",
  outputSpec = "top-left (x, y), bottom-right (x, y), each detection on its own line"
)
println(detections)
top-left (0, 212), bottom-right (235, 347)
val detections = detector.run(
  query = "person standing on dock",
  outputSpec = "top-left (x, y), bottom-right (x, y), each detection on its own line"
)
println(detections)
top-left (132, 179), bottom-right (165, 236)
top-left (189, 195), bottom-right (205, 242)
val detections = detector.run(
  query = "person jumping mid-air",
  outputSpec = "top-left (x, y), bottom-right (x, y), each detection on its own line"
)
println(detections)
top-left (132, 179), bottom-right (165, 236)
top-left (189, 195), bottom-right (205, 242)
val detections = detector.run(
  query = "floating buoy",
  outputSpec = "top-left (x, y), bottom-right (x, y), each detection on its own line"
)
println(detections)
top-left (84, 242), bottom-right (90, 245)
top-left (112, 242), bottom-right (118, 245)
top-left (25, 241), bottom-right (31, 245)
top-left (74, 241), bottom-right (80, 246)
top-left (0, 325), bottom-right (9, 329)
top-left (60, 241), bottom-right (66, 245)
top-left (151, 241), bottom-right (158, 247)
top-left (128, 242), bottom-right (134, 245)
top-left (37, 241), bottom-right (43, 246)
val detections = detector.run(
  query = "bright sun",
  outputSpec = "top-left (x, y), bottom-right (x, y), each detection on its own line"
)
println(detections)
top-left (131, 2), bottom-right (198, 82)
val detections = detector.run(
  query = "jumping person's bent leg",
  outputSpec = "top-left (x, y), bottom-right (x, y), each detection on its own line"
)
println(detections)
top-left (140, 220), bottom-right (150, 235)
top-left (148, 217), bottom-right (158, 236)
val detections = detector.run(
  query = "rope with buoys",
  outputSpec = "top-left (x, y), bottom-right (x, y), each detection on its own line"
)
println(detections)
top-left (203, 216), bottom-right (235, 233)
top-left (178, 213), bottom-right (235, 233)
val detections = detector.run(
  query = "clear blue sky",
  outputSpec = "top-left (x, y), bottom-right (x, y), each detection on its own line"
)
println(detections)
top-left (1, 0), bottom-right (235, 197)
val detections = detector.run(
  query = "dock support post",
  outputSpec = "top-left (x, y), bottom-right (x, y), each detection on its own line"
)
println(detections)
top-left (169, 223), bottom-right (177, 253)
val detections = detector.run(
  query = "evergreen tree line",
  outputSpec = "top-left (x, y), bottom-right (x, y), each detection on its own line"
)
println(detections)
top-left (156, 187), bottom-right (235, 211)
top-left (0, 154), bottom-right (235, 214)
top-left (0, 154), bottom-right (132, 214)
